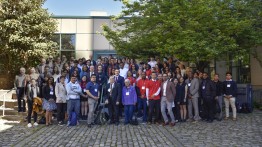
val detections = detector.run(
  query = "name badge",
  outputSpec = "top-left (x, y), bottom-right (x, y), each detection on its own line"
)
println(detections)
top-left (50, 91), bottom-right (54, 95)
top-left (133, 74), bottom-right (136, 77)
top-left (202, 86), bottom-right (205, 89)
top-left (108, 89), bottom-right (111, 92)
top-left (126, 92), bottom-right (130, 95)
top-left (188, 83), bottom-right (191, 86)
top-left (95, 89), bottom-right (97, 92)
top-left (227, 84), bottom-right (231, 88)
top-left (142, 86), bottom-right (145, 90)
top-left (99, 78), bottom-right (101, 81)
top-left (84, 89), bottom-right (86, 92)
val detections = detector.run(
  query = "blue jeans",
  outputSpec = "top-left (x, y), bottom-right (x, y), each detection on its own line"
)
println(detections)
top-left (124, 105), bottom-right (134, 124)
top-left (67, 99), bottom-right (80, 122)
top-left (138, 97), bottom-right (147, 122)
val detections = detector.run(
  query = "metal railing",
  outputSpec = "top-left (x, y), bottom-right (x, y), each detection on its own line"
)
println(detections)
top-left (0, 89), bottom-right (13, 116)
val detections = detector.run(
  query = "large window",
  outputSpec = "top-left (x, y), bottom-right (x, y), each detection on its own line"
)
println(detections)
top-left (61, 34), bottom-right (76, 50)
top-left (52, 34), bottom-right (76, 58)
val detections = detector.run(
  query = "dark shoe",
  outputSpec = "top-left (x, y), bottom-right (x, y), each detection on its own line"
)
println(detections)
top-left (147, 122), bottom-right (152, 125)
top-left (170, 122), bottom-right (176, 126)
top-left (162, 122), bottom-right (169, 126)
top-left (207, 120), bottom-right (213, 123)
top-left (88, 124), bottom-right (92, 128)
top-left (124, 122), bottom-right (128, 125)
top-left (115, 122), bottom-right (119, 126)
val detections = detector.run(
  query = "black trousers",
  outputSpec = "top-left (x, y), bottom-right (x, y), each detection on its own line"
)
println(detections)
top-left (27, 99), bottom-right (37, 123)
top-left (108, 98), bottom-right (119, 123)
top-left (57, 103), bottom-right (67, 122)
top-left (148, 99), bottom-right (160, 123)
top-left (203, 98), bottom-right (215, 121)
top-left (174, 101), bottom-right (181, 121)
top-left (17, 87), bottom-right (26, 112)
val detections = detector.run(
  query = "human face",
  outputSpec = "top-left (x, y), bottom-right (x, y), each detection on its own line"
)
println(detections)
top-left (214, 75), bottom-right (219, 81)
top-left (203, 73), bottom-right (208, 79)
top-left (82, 76), bottom-right (87, 82)
top-left (162, 74), bottom-right (168, 81)
top-left (179, 77), bottom-right (184, 83)
top-left (142, 72), bottom-right (146, 79)
top-left (71, 77), bottom-right (76, 83)
top-left (60, 77), bottom-right (65, 84)
top-left (124, 80), bottom-right (130, 87)
top-left (115, 69), bottom-right (119, 76)
top-left (173, 79), bottom-right (178, 85)
top-left (151, 73), bottom-right (157, 80)
top-left (91, 76), bottom-right (96, 82)
top-left (90, 66), bottom-right (94, 72)
top-left (157, 74), bottom-right (162, 81)
top-left (48, 78), bottom-right (54, 85)
top-left (226, 74), bottom-right (232, 80)
top-left (98, 65), bottom-right (102, 72)
top-left (193, 73), bottom-right (198, 78)
top-left (20, 68), bottom-right (25, 74)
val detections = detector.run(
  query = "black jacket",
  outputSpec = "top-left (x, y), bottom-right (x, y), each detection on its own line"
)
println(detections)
top-left (104, 82), bottom-right (122, 103)
top-left (200, 78), bottom-right (216, 99)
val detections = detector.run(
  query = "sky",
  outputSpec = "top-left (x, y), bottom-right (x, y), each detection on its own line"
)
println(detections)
top-left (43, 0), bottom-right (124, 16)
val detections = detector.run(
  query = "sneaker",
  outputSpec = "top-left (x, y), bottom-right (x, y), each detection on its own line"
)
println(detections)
top-left (27, 123), bottom-right (32, 128)
top-left (67, 121), bottom-right (70, 127)
top-left (58, 121), bottom-right (63, 126)
top-left (232, 118), bottom-right (237, 121)
top-left (33, 122), bottom-right (38, 127)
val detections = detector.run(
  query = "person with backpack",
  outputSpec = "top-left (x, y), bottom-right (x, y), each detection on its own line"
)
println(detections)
top-left (66, 75), bottom-right (82, 127)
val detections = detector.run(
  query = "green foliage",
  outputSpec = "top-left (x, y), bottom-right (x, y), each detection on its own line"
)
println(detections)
top-left (103, 0), bottom-right (262, 67)
top-left (0, 0), bottom-right (58, 75)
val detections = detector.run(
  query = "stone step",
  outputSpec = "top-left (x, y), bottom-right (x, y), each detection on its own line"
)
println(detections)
top-left (0, 100), bottom-right (18, 108)
top-left (0, 108), bottom-right (27, 116)
top-left (0, 115), bottom-right (25, 122)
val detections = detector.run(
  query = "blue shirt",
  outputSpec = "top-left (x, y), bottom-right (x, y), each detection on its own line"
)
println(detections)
top-left (122, 86), bottom-right (137, 105)
top-left (86, 82), bottom-right (99, 97)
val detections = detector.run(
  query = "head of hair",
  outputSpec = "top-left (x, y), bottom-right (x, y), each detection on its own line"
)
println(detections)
top-left (226, 71), bottom-right (232, 76)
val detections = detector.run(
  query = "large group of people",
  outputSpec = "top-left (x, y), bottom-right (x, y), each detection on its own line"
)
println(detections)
top-left (14, 55), bottom-right (238, 128)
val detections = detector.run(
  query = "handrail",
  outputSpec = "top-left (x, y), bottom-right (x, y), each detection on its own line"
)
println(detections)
top-left (0, 89), bottom-right (13, 116)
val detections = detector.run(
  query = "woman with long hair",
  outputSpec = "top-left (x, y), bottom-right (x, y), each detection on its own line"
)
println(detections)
top-left (80, 75), bottom-right (88, 120)
top-left (42, 77), bottom-right (57, 126)
top-left (177, 77), bottom-right (188, 122)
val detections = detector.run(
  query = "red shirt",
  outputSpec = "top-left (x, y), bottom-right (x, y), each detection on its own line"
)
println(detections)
top-left (146, 79), bottom-right (161, 100)
top-left (146, 70), bottom-right (152, 78)
top-left (137, 78), bottom-right (149, 99)
top-left (127, 77), bottom-right (136, 86)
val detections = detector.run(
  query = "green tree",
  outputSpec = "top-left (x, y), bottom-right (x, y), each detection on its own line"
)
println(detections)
top-left (103, 0), bottom-right (262, 70)
top-left (0, 0), bottom-right (58, 75)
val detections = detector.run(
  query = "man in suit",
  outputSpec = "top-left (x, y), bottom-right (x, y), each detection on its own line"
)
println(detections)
top-left (160, 73), bottom-right (176, 126)
top-left (37, 58), bottom-right (47, 74)
top-left (114, 69), bottom-right (124, 88)
top-left (114, 68), bottom-right (125, 117)
top-left (186, 72), bottom-right (201, 122)
top-left (105, 76), bottom-right (122, 125)
top-left (87, 65), bottom-right (96, 82)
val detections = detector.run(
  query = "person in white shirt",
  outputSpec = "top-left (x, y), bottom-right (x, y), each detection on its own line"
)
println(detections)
top-left (119, 62), bottom-right (128, 79)
top-left (148, 57), bottom-right (157, 68)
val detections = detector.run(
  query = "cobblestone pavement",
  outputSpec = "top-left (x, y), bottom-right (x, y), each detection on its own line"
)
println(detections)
top-left (1, 110), bottom-right (262, 147)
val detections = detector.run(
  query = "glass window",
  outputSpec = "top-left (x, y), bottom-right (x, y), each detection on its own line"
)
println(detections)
top-left (51, 34), bottom-right (60, 50)
top-left (61, 34), bottom-right (76, 50)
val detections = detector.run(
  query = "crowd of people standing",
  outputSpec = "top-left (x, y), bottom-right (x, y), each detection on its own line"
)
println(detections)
top-left (14, 55), bottom-right (238, 128)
